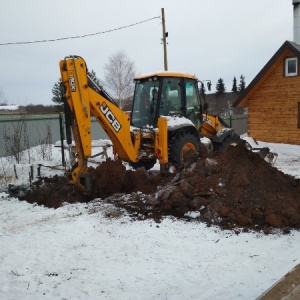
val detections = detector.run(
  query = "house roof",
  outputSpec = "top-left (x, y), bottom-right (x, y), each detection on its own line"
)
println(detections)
top-left (233, 40), bottom-right (300, 108)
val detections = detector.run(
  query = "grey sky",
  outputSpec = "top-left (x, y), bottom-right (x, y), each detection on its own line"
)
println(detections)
top-left (0, 0), bottom-right (293, 105)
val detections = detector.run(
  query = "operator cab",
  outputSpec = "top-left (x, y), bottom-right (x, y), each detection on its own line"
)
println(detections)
top-left (131, 72), bottom-right (202, 130)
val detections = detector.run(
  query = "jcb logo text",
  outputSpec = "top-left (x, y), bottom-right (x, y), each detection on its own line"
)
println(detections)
top-left (69, 76), bottom-right (76, 92)
top-left (100, 103), bottom-right (121, 132)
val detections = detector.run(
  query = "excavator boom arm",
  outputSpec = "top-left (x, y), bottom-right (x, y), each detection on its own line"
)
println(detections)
top-left (59, 56), bottom-right (140, 189)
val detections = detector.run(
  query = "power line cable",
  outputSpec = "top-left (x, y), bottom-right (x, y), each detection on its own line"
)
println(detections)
top-left (0, 16), bottom-right (160, 46)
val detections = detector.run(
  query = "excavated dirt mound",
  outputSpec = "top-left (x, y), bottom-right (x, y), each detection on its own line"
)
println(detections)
top-left (88, 159), bottom-right (173, 199)
top-left (18, 159), bottom-right (174, 209)
top-left (17, 144), bottom-right (300, 233)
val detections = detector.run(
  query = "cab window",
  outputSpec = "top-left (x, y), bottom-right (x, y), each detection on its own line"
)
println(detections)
top-left (159, 77), bottom-right (182, 115)
top-left (131, 79), bottom-right (159, 128)
top-left (185, 80), bottom-right (201, 130)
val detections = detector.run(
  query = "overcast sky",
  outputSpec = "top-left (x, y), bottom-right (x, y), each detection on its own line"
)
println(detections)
top-left (0, 0), bottom-right (293, 105)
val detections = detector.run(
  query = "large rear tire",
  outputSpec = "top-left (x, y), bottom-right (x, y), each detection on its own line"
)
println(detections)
top-left (168, 131), bottom-right (201, 167)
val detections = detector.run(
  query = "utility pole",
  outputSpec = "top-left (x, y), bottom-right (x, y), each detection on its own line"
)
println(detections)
top-left (161, 8), bottom-right (168, 71)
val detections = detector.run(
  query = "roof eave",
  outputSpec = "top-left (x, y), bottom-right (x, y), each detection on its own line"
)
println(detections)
top-left (233, 40), bottom-right (300, 108)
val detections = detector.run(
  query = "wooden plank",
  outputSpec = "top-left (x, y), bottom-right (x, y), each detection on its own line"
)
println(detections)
top-left (257, 264), bottom-right (300, 300)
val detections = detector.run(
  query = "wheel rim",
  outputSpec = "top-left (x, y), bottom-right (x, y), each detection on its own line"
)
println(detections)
top-left (182, 142), bottom-right (197, 159)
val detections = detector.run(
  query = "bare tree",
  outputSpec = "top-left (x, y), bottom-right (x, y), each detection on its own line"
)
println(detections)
top-left (3, 117), bottom-right (29, 163)
top-left (104, 51), bottom-right (136, 108)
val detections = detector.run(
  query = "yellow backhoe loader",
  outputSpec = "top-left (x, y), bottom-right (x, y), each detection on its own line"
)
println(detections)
top-left (60, 56), bottom-right (201, 191)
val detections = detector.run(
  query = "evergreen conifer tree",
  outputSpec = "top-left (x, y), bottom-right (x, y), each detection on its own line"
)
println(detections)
top-left (88, 69), bottom-right (102, 87)
top-left (215, 78), bottom-right (226, 95)
top-left (51, 70), bottom-right (102, 109)
top-left (238, 75), bottom-right (246, 92)
top-left (232, 76), bottom-right (237, 92)
top-left (51, 78), bottom-right (63, 110)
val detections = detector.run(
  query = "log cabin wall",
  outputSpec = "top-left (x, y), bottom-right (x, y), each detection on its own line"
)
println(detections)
top-left (247, 49), bottom-right (300, 144)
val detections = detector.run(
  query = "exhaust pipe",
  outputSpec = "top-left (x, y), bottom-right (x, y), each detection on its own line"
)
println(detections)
top-left (293, 0), bottom-right (300, 43)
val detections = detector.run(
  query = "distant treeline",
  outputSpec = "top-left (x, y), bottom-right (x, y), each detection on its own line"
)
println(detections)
top-left (20, 104), bottom-right (61, 114)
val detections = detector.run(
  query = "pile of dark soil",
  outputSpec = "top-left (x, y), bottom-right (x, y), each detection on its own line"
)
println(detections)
top-left (17, 143), bottom-right (300, 232)
top-left (156, 145), bottom-right (300, 232)
top-left (18, 159), bottom-right (173, 209)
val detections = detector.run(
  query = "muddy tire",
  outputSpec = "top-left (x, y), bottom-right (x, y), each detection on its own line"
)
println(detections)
top-left (168, 131), bottom-right (201, 167)
top-left (129, 158), bottom-right (157, 170)
top-left (213, 134), bottom-right (242, 151)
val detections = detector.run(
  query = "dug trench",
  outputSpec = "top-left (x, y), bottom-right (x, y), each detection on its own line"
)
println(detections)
top-left (14, 143), bottom-right (300, 233)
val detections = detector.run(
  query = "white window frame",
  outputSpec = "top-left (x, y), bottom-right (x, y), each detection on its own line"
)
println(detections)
top-left (285, 57), bottom-right (298, 77)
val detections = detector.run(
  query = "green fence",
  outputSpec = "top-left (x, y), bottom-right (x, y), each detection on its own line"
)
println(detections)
top-left (0, 113), bottom-right (248, 158)
top-left (0, 114), bottom-right (108, 157)
top-left (222, 114), bottom-right (248, 135)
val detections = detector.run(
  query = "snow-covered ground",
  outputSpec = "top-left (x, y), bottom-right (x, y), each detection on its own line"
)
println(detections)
top-left (1, 138), bottom-right (300, 300)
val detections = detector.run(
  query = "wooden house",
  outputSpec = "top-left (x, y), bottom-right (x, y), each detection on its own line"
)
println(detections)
top-left (233, 40), bottom-right (300, 144)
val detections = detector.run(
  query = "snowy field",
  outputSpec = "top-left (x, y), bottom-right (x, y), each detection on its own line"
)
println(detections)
top-left (1, 138), bottom-right (300, 300)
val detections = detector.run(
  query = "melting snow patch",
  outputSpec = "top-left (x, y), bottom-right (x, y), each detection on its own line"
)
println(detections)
top-left (184, 211), bottom-right (201, 218)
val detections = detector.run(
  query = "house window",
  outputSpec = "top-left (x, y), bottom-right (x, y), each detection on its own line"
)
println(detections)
top-left (285, 57), bottom-right (298, 77)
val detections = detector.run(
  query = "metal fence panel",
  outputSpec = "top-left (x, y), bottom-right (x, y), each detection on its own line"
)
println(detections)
top-left (0, 114), bottom-right (248, 157)
top-left (0, 114), bottom-right (108, 157)
top-left (222, 114), bottom-right (248, 135)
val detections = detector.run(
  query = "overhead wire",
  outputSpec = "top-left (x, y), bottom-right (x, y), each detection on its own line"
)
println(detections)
top-left (0, 16), bottom-right (160, 46)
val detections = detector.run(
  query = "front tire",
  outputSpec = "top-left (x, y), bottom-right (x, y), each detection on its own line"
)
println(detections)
top-left (168, 131), bottom-right (201, 167)
top-left (213, 133), bottom-right (242, 151)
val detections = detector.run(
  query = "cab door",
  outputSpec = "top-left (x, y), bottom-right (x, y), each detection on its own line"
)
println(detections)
top-left (184, 79), bottom-right (202, 130)
top-left (159, 77), bottom-right (183, 116)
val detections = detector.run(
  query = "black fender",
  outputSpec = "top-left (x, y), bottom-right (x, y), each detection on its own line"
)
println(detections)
top-left (168, 124), bottom-right (200, 141)
top-left (165, 115), bottom-right (200, 140)
top-left (212, 127), bottom-right (234, 143)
